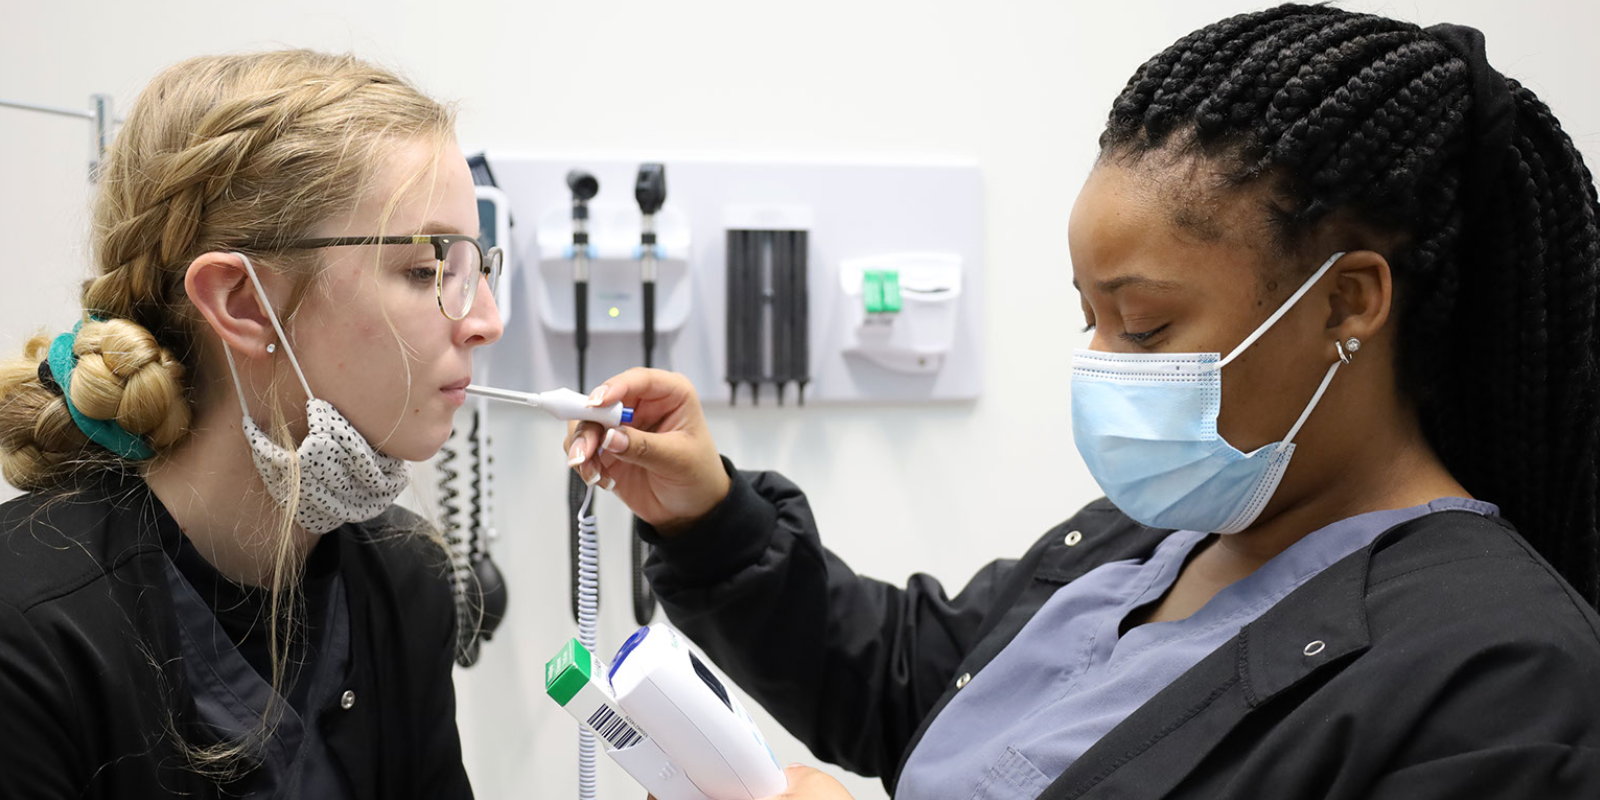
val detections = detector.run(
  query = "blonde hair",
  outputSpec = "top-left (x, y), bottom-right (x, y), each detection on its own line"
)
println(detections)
top-left (0, 49), bottom-right (457, 776)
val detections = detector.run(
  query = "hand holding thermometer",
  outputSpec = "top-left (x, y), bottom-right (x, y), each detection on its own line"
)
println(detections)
top-left (464, 385), bottom-right (634, 427)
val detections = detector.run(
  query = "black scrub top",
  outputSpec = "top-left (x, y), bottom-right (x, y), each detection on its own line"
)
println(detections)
top-left (0, 473), bottom-right (474, 799)
top-left (169, 525), bottom-right (352, 798)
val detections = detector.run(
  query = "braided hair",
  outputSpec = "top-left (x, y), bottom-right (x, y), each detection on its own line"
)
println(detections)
top-left (0, 51), bottom-right (455, 490)
top-left (1100, 4), bottom-right (1600, 606)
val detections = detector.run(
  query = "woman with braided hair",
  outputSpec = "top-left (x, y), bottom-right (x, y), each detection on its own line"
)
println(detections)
top-left (0, 50), bottom-right (500, 797)
top-left (571, 6), bottom-right (1600, 800)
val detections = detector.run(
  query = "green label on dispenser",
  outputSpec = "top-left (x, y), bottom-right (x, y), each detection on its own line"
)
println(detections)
top-left (881, 270), bottom-right (902, 313)
top-left (864, 271), bottom-right (886, 313)
top-left (864, 270), bottom-right (902, 314)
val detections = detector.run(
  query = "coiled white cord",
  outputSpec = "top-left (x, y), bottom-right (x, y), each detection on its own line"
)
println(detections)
top-left (576, 484), bottom-right (600, 800)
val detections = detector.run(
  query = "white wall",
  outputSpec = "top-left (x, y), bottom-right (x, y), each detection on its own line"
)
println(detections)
top-left (5, 2), bottom-right (1597, 799)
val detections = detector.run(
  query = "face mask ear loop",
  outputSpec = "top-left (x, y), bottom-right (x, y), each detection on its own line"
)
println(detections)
top-left (219, 343), bottom-right (256, 421)
top-left (1273, 358), bottom-right (1342, 455)
top-left (1216, 251), bottom-right (1347, 370)
top-left (231, 252), bottom-right (315, 401)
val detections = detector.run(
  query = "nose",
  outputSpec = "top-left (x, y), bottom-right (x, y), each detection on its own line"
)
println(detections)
top-left (457, 273), bottom-right (504, 347)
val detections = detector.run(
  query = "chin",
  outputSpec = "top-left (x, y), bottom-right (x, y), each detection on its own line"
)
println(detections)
top-left (370, 425), bottom-right (447, 462)
top-left (411, 422), bottom-right (458, 462)
top-left (361, 398), bottom-right (459, 461)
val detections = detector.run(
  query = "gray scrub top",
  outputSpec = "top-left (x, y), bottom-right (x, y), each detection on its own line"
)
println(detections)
top-left (895, 497), bottom-right (1498, 800)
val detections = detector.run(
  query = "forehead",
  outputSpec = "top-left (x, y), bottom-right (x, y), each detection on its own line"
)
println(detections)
top-left (318, 136), bottom-right (477, 239)
top-left (1068, 159), bottom-right (1274, 294)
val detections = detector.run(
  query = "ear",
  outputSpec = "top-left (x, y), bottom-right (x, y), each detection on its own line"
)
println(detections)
top-left (184, 252), bottom-right (283, 358)
top-left (1322, 250), bottom-right (1393, 347)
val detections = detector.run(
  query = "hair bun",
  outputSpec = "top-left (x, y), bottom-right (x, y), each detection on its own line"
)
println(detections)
top-left (68, 319), bottom-right (192, 449)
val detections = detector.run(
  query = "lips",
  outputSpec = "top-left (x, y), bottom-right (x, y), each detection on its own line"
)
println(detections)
top-left (442, 377), bottom-right (471, 392)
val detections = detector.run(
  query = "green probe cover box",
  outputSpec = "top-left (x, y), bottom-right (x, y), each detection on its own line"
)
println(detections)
top-left (546, 638), bottom-right (594, 707)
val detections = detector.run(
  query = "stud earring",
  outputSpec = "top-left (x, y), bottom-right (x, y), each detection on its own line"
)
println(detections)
top-left (266, 343), bottom-right (277, 355)
top-left (1336, 337), bottom-right (1361, 365)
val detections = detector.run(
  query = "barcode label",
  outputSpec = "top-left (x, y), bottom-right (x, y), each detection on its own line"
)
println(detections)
top-left (586, 704), bottom-right (644, 750)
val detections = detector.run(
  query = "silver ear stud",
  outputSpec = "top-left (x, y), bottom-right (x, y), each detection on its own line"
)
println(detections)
top-left (1336, 337), bottom-right (1361, 364)
top-left (266, 343), bottom-right (277, 355)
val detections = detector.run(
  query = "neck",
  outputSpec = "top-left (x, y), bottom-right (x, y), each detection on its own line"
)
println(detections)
top-left (1215, 393), bottom-right (1468, 571)
top-left (143, 398), bottom-right (317, 588)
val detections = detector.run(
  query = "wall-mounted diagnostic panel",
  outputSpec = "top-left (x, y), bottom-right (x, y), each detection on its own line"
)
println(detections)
top-left (483, 156), bottom-right (983, 404)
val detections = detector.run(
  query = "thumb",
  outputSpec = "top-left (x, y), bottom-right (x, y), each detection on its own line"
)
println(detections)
top-left (784, 764), bottom-right (818, 782)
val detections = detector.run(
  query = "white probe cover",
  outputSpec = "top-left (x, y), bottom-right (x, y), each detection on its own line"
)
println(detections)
top-left (465, 385), bottom-right (629, 426)
top-left (609, 626), bottom-right (786, 799)
top-left (530, 388), bottom-right (628, 426)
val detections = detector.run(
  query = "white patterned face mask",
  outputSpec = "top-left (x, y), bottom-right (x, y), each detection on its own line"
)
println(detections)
top-left (221, 252), bottom-right (411, 535)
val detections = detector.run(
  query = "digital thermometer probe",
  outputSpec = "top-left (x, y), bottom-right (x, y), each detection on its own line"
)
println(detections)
top-left (464, 385), bottom-right (634, 428)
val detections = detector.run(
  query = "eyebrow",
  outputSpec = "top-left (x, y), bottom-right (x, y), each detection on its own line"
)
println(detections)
top-left (413, 220), bottom-right (473, 236)
top-left (1071, 275), bottom-right (1185, 294)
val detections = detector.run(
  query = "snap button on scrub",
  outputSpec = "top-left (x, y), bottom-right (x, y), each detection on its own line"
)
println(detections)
top-left (955, 672), bottom-right (972, 689)
top-left (340, 690), bottom-right (356, 710)
top-left (1303, 640), bottom-right (1326, 657)
top-left (1064, 531), bottom-right (1083, 546)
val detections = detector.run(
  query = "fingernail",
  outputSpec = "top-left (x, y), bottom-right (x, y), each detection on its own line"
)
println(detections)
top-left (583, 467), bottom-right (602, 487)
top-left (602, 428), bottom-right (629, 454)
top-left (585, 385), bottom-right (608, 407)
top-left (568, 443), bottom-right (586, 467)
top-left (602, 477), bottom-right (616, 492)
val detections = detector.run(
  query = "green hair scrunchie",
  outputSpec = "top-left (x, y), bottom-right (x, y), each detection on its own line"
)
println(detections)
top-left (47, 319), bottom-right (156, 462)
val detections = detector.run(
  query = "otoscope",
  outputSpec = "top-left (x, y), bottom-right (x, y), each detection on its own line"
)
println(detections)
top-left (636, 164), bottom-right (666, 371)
top-left (568, 169), bottom-right (599, 390)
top-left (566, 170), bottom-right (600, 624)
top-left (631, 164), bottom-right (667, 627)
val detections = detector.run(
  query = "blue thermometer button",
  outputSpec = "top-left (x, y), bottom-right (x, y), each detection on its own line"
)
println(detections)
top-left (621, 407), bottom-right (635, 424)
top-left (609, 625), bottom-right (651, 682)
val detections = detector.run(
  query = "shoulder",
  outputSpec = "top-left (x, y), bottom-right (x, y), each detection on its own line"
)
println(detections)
top-left (1363, 509), bottom-right (1600, 703)
top-left (0, 484), bottom-right (169, 736)
top-left (1367, 509), bottom-right (1600, 643)
top-left (0, 481), bottom-right (158, 613)
top-left (1304, 510), bottom-right (1600, 768)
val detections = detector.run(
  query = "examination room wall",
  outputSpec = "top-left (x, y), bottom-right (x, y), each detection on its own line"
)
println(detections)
top-left (4, 2), bottom-right (1596, 798)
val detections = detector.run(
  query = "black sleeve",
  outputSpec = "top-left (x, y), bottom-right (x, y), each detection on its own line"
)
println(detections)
top-left (0, 601), bottom-right (83, 799)
top-left (639, 458), bottom-right (1024, 780)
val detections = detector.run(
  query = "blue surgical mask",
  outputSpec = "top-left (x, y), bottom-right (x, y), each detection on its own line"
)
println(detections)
top-left (1070, 252), bottom-right (1347, 534)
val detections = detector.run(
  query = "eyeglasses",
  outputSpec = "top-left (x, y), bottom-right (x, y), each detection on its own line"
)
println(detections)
top-left (276, 235), bottom-right (503, 320)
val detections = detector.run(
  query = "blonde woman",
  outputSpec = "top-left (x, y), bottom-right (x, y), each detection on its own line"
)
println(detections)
top-left (0, 50), bottom-right (500, 798)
